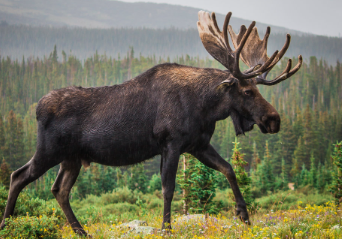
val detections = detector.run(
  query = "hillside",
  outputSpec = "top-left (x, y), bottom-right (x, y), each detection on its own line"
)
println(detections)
top-left (0, 25), bottom-right (341, 64)
top-left (0, 0), bottom-right (302, 34)
top-left (1, 0), bottom-right (341, 63)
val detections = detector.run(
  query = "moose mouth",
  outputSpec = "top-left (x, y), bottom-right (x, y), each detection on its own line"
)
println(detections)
top-left (230, 109), bottom-right (255, 136)
top-left (257, 123), bottom-right (268, 134)
top-left (230, 109), bottom-right (277, 135)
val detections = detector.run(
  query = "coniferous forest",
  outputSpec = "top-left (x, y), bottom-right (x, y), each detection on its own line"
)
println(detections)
top-left (0, 45), bottom-right (342, 238)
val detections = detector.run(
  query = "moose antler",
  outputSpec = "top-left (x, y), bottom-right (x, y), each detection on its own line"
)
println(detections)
top-left (228, 23), bottom-right (302, 85)
top-left (197, 11), bottom-right (281, 82)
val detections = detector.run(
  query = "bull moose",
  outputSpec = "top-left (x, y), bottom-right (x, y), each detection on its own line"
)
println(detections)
top-left (1, 11), bottom-right (302, 236)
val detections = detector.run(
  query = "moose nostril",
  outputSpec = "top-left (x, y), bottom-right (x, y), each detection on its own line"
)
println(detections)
top-left (268, 112), bottom-right (280, 121)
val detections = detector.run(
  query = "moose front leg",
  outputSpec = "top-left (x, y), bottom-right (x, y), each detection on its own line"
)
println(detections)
top-left (160, 143), bottom-right (180, 229)
top-left (191, 144), bottom-right (250, 224)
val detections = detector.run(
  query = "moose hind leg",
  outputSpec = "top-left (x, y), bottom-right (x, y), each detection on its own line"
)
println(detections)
top-left (1, 152), bottom-right (61, 229)
top-left (51, 160), bottom-right (86, 236)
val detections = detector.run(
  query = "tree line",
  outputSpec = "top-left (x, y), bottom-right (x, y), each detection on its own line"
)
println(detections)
top-left (0, 47), bottom-right (341, 201)
top-left (1, 25), bottom-right (341, 64)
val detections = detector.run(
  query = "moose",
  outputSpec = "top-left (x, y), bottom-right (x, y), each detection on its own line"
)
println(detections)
top-left (1, 11), bottom-right (302, 236)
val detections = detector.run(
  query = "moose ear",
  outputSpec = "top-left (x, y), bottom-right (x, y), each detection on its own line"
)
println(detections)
top-left (217, 78), bottom-right (236, 91)
top-left (220, 78), bottom-right (236, 86)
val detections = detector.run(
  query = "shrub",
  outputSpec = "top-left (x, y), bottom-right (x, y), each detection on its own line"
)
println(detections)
top-left (0, 185), bottom-right (63, 222)
top-left (0, 213), bottom-right (60, 239)
top-left (100, 186), bottom-right (137, 204)
top-left (148, 173), bottom-right (162, 192)
top-left (147, 198), bottom-right (163, 209)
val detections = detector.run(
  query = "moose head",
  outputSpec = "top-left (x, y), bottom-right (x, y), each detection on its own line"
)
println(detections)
top-left (197, 11), bottom-right (302, 136)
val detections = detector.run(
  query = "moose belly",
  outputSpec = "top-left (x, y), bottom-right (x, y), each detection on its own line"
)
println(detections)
top-left (79, 128), bottom-right (160, 166)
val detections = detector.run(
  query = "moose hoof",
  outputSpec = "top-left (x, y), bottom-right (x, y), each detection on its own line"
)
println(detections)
top-left (236, 205), bottom-right (250, 225)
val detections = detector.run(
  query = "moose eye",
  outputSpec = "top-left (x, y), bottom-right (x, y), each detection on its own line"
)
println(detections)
top-left (244, 90), bottom-right (253, 96)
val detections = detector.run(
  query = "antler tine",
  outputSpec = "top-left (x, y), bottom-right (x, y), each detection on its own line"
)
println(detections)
top-left (227, 19), bottom-right (303, 83)
top-left (227, 21), bottom-right (256, 79)
top-left (197, 10), bottom-right (302, 84)
top-left (262, 34), bottom-right (291, 73)
top-left (263, 27), bottom-right (271, 49)
top-left (246, 50), bottom-right (279, 75)
top-left (227, 21), bottom-right (283, 80)
top-left (222, 12), bottom-right (232, 52)
top-left (256, 55), bottom-right (303, 85)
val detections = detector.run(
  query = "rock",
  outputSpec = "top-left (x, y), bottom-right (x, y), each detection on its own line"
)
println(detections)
top-left (331, 224), bottom-right (341, 230)
top-left (131, 226), bottom-right (158, 234)
top-left (173, 214), bottom-right (216, 224)
top-left (114, 220), bottom-right (159, 238)
top-left (118, 219), bottom-right (148, 229)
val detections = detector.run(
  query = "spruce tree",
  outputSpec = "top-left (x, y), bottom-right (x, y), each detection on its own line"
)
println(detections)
top-left (193, 157), bottom-right (218, 214)
top-left (302, 104), bottom-right (318, 168)
top-left (0, 114), bottom-right (5, 159)
top-left (274, 113), bottom-right (296, 176)
top-left (177, 153), bottom-right (196, 215)
top-left (231, 138), bottom-right (255, 211)
top-left (300, 164), bottom-right (309, 187)
top-left (291, 137), bottom-right (305, 178)
top-left (128, 163), bottom-right (148, 193)
top-left (258, 141), bottom-right (275, 193)
top-left (148, 173), bottom-right (162, 192)
top-left (177, 153), bottom-right (217, 214)
top-left (316, 162), bottom-right (323, 191)
top-left (251, 141), bottom-right (261, 171)
top-left (4, 111), bottom-right (26, 170)
top-left (329, 141), bottom-right (342, 205)
top-left (0, 158), bottom-right (11, 189)
top-left (309, 152), bottom-right (317, 188)
top-left (278, 158), bottom-right (289, 190)
top-left (101, 166), bottom-right (117, 193)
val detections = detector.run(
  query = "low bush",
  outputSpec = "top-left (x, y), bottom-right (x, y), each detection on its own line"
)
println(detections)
top-left (0, 185), bottom-right (63, 222)
top-left (256, 189), bottom-right (334, 211)
top-left (0, 213), bottom-right (60, 239)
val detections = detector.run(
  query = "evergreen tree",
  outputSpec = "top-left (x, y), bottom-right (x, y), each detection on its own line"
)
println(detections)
top-left (309, 152), bottom-right (317, 188)
top-left (101, 166), bottom-right (117, 193)
top-left (4, 111), bottom-right (26, 170)
top-left (193, 157), bottom-right (218, 214)
top-left (148, 173), bottom-right (162, 192)
top-left (76, 167), bottom-right (93, 198)
top-left (291, 137), bottom-right (305, 178)
top-left (302, 104), bottom-right (319, 168)
top-left (128, 164), bottom-right (148, 193)
top-left (0, 158), bottom-right (11, 189)
top-left (259, 141), bottom-right (275, 193)
top-left (274, 113), bottom-right (296, 176)
top-left (177, 153), bottom-right (217, 214)
top-left (0, 114), bottom-right (5, 159)
top-left (316, 162), bottom-right (324, 191)
top-left (251, 141), bottom-right (261, 171)
top-left (231, 138), bottom-right (256, 211)
top-left (299, 164), bottom-right (309, 187)
top-left (275, 158), bottom-right (289, 190)
top-left (91, 163), bottom-right (102, 196)
top-left (177, 153), bottom-right (196, 215)
top-left (329, 141), bottom-right (342, 205)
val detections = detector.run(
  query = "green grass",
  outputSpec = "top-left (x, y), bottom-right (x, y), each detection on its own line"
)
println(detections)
top-left (0, 185), bottom-right (339, 238)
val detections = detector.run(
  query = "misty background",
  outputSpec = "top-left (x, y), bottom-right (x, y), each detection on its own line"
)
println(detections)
top-left (0, 0), bottom-right (341, 63)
